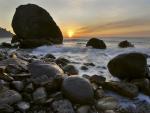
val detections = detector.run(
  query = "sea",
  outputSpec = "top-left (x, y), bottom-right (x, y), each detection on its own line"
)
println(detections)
top-left (1, 37), bottom-right (150, 108)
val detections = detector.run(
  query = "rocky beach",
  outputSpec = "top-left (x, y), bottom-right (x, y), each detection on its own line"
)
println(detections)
top-left (0, 3), bottom-right (150, 113)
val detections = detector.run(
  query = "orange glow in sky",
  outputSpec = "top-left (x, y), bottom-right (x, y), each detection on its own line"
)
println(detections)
top-left (67, 30), bottom-right (75, 38)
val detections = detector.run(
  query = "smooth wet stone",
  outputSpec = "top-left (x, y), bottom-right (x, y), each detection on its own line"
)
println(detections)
top-left (33, 87), bottom-right (47, 103)
top-left (55, 57), bottom-right (70, 66)
top-left (0, 58), bottom-right (28, 72)
top-left (44, 75), bottom-right (64, 92)
top-left (28, 60), bottom-right (64, 85)
top-left (16, 101), bottom-right (30, 112)
top-left (63, 64), bottom-right (79, 75)
top-left (80, 66), bottom-right (88, 70)
top-left (0, 104), bottom-right (14, 113)
top-left (52, 99), bottom-right (75, 113)
top-left (102, 81), bottom-right (139, 98)
top-left (44, 53), bottom-right (56, 59)
top-left (12, 81), bottom-right (24, 91)
top-left (131, 78), bottom-right (150, 96)
top-left (90, 75), bottom-right (106, 85)
top-left (107, 52), bottom-right (149, 79)
top-left (77, 105), bottom-right (91, 113)
top-left (0, 79), bottom-right (9, 87)
top-left (62, 76), bottom-right (94, 104)
top-left (86, 38), bottom-right (106, 49)
top-left (96, 97), bottom-right (118, 111)
top-left (0, 89), bottom-right (22, 105)
top-left (95, 89), bottom-right (105, 99)
top-left (82, 74), bottom-right (90, 80)
top-left (6, 64), bottom-right (22, 74)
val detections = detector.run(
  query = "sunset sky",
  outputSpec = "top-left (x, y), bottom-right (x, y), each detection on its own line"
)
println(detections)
top-left (0, 0), bottom-right (150, 38)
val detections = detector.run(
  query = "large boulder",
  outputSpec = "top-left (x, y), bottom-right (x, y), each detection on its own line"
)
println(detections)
top-left (12, 4), bottom-right (63, 48)
top-left (86, 38), bottom-right (106, 49)
top-left (107, 52), bottom-right (149, 79)
top-left (118, 40), bottom-right (134, 48)
top-left (62, 76), bottom-right (94, 105)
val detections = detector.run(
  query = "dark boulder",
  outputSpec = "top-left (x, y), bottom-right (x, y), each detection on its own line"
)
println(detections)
top-left (62, 76), bottom-right (94, 105)
top-left (86, 38), bottom-right (106, 49)
top-left (11, 4), bottom-right (63, 48)
top-left (107, 52), bottom-right (149, 79)
top-left (118, 40), bottom-right (134, 48)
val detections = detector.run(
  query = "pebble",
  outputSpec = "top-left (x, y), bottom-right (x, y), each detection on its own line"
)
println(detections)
top-left (33, 87), bottom-right (47, 103)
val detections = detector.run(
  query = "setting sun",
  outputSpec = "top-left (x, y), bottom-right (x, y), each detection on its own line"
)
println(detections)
top-left (68, 30), bottom-right (74, 38)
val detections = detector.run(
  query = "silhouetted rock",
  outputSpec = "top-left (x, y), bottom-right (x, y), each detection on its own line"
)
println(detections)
top-left (118, 40), bottom-right (134, 48)
top-left (12, 4), bottom-right (63, 48)
top-left (0, 42), bottom-right (12, 48)
top-left (62, 76), bottom-right (94, 105)
top-left (0, 27), bottom-right (13, 37)
top-left (107, 52), bottom-right (149, 79)
top-left (86, 38), bottom-right (106, 49)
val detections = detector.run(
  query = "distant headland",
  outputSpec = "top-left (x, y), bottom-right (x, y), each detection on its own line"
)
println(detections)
top-left (0, 27), bottom-right (13, 37)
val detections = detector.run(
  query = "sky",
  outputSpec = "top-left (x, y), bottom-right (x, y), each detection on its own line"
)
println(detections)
top-left (0, 0), bottom-right (150, 38)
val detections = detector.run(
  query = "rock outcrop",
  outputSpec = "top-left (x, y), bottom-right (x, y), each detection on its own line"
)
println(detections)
top-left (86, 38), bottom-right (106, 49)
top-left (11, 4), bottom-right (63, 48)
top-left (118, 40), bottom-right (134, 48)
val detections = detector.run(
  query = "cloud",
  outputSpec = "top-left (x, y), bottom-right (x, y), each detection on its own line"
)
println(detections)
top-left (76, 17), bottom-right (150, 36)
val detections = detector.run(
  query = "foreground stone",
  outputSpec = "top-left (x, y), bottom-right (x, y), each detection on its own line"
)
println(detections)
top-left (107, 52), bottom-right (149, 79)
top-left (131, 78), bottom-right (150, 96)
top-left (62, 76), bottom-right (94, 104)
top-left (63, 64), bottom-right (79, 75)
top-left (52, 99), bottom-right (75, 113)
top-left (86, 38), bottom-right (106, 49)
top-left (96, 96), bottom-right (118, 111)
top-left (118, 40), bottom-right (134, 48)
top-left (33, 87), bottom-right (47, 104)
top-left (0, 89), bottom-right (22, 105)
top-left (28, 60), bottom-right (64, 85)
top-left (102, 81), bottom-right (139, 98)
top-left (12, 4), bottom-right (63, 48)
